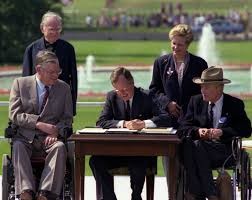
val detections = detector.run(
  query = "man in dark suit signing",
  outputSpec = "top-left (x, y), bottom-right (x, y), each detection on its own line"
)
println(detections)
top-left (178, 66), bottom-right (251, 200)
top-left (9, 50), bottom-right (73, 200)
top-left (22, 11), bottom-right (77, 116)
top-left (89, 67), bottom-right (171, 200)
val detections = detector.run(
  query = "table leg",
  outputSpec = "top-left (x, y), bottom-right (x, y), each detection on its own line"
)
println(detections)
top-left (75, 156), bottom-right (82, 200)
top-left (168, 155), bottom-right (177, 200)
top-left (81, 156), bottom-right (85, 200)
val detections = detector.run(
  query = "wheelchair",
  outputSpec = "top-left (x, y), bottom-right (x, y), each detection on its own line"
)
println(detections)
top-left (179, 137), bottom-right (251, 200)
top-left (1, 121), bottom-right (75, 200)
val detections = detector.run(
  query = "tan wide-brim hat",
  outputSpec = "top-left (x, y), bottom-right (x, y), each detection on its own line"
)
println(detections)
top-left (193, 66), bottom-right (231, 84)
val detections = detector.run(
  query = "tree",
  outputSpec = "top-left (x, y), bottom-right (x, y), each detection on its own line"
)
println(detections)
top-left (0, 0), bottom-right (63, 64)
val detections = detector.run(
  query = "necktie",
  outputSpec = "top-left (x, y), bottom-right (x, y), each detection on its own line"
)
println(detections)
top-left (209, 103), bottom-right (215, 128)
top-left (40, 86), bottom-right (49, 113)
top-left (125, 100), bottom-right (131, 120)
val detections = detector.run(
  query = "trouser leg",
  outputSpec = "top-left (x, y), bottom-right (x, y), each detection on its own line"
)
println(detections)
top-left (13, 140), bottom-right (35, 195)
top-left (129, 157), bottom-right (149, 200)
top-left (39, 141), bottom-right (67, 195)
top-left (182, 138), bottom-right (204, 196)
top-left (89, 156), bottom-right (117, 200)
top-left (193, 140), bottom-right (230, 197)
top-left (162, 156), bottom-right (169, 187)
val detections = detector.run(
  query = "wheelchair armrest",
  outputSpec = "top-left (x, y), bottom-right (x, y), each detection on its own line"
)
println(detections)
top-left (63, 127), bottom-right (73, 143)
top-left (5, 121), bottom-right (18, 138)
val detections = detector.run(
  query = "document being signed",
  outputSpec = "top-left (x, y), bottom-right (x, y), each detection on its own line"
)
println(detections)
top-left (77, 127), bottom-right (176, 135)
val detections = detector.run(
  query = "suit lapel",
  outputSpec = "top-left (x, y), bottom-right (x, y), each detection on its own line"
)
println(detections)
top-left (218, 94), bottom-right (229, 128)
top-left (36, 38), bottom-right (46, 51)
top-left (116, 96), bottom-right (127, 119)
top-left (30, 76), bottom-right (39, 114)
top-left (199, 98), bottom-right (209, 127)
top-left (181, 52), bottom-right (190, 76)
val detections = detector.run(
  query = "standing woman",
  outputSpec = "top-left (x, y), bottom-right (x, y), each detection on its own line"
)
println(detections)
top-left (149, 24), bottom-right (208, 198)
top-left (149, 23), bottom-right (208, 125)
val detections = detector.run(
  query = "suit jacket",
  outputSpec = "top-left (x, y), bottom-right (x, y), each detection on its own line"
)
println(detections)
top-left (9, 75), bottom-right (73, 142)
top-left (96, 87), bottom-right (171, 128)
top-left (178, 94), bottom-right (251, 143)
top-left (22, 37), bottom-right (77, 115)
top-left (149, 53), bottom-right (208, 114)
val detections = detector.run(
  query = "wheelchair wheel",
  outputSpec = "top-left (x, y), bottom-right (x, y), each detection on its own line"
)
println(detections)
top-left (2, 154), bottom-right (10, 200)
top-left (240, 150), bottom-right (251, 200)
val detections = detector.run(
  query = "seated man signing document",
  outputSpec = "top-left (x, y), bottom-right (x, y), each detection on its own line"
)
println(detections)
top-left (89, 67), bottom-right (171, 200)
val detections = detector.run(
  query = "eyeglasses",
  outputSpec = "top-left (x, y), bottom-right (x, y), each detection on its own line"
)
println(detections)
top-left (42, 68), bottom-right (62, 75)
top-left (45, 26), bottom-right (62, 33)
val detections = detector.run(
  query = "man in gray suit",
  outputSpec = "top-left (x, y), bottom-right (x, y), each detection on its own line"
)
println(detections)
top-left (9, 50), bottom-right (73, 200)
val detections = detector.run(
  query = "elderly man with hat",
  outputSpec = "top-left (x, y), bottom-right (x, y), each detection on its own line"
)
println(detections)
top-left (178, 66), bottom-right (251, 200)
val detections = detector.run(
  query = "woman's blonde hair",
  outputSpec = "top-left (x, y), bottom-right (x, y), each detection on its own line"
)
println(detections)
top-left (169, 24), bottom-right (193, 45)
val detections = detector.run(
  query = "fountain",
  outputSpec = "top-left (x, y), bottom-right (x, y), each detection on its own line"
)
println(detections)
top-left (197, 23), bottom-right (220, 66)
top-left (78, 55), bottom-right (110, 93)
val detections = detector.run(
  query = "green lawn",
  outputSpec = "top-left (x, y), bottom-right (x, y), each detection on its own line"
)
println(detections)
top-left (63, 0), bottom-right (252, 29)
top-left (71, 40), bottom-right (252, 65)
top-left (64, 0), bottom-right (252, 16)
top-left (0, 96), bottom-right (251, 176)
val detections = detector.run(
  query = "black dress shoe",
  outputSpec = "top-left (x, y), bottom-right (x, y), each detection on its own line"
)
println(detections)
top-left (20, 190), bottom-right (35, 200)
top-left (37, 190), bottom-right (59, 200)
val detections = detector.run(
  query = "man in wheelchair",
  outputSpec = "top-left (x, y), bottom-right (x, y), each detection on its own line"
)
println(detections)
top-left (177, 67), bottom-right (251, 200)
top-left (8, 50), bottom-right (73, 200)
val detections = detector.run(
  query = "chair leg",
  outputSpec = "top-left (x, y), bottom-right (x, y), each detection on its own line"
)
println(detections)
top-left (146, 174), bottom-right (154, 200)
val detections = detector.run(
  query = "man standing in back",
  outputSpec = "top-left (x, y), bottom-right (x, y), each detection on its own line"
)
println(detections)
top-left (22, 11), bottom-right (77, 116)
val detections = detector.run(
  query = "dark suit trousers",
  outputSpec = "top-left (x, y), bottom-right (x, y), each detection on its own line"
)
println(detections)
top-left (89, 156), bottom-right (150, 200)
top-left (182, 138), bottom-right (233, 197)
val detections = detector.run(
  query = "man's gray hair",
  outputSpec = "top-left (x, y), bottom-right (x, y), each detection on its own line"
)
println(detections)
top-left (35, 50), bottom-right (58, 66)
top-left (40, 11), bottom-right (62, 27)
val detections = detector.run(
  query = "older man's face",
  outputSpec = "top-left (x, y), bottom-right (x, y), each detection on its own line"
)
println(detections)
top-left (201, 83), bottom-right (223, 103)
top-left (113, 75), bottom-right (134, 101)
top-left (37, 61), bottom-right (61, 86)
top-left (41, 17), bottom-right (61, 44)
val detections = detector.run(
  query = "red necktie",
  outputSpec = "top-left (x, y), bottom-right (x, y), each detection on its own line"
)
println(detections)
top-left (40, 86), bottom-right (49, 113)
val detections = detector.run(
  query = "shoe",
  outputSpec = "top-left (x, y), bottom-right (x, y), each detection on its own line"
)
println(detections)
top-left (207, 195), bottom-right (219, 200)
top-left (37, 191), bottom-right (48, 200)
top-left (185, 192), bottom-right (196, 200)
top-left (20, 190), bottom-right (34, 200)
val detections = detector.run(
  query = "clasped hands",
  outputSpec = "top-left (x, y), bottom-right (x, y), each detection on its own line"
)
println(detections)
top-left (198, 128), bottom-right (223, 140)
top-left (167, 101), bottom-right (182, 118)
top-left (36, 122), bottom-right (59, 146)
top-left (124, 119), bottom-right (145, 130)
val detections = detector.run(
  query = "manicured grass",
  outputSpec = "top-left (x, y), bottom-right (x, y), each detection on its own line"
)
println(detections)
top-left (70, 40), bottom-right (252, 65)
top-left (63, 0), bottom-right (252, 29)
top-left (64, 0), bottom-right (252, 15)
top-left (0, 96), bottom-right (251, 176)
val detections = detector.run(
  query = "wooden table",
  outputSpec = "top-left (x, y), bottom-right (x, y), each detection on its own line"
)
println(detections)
top-left (69, 132), bottom-right (181, 200)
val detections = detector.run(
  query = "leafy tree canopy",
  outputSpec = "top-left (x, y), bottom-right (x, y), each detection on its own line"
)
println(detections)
top-left (0, 0), bottom-right (63, 64)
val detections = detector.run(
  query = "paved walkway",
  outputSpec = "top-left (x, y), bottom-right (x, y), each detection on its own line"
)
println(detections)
top-left (0, 176), bottom-right (168, 200)
top-left (0, 176), bottom-right (246, 200)
top-left (0, 176), bottom-right (245, 200)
